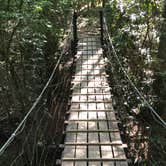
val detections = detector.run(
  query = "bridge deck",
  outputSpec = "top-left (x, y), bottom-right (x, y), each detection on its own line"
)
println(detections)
top-left (61, 36), bottom-right (128, 166)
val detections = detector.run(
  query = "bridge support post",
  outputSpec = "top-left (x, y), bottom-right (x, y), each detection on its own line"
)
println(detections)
top-left (102, 0), bottom-right (105, 8)
top-left (100, 10), bottom-right (104, 47)
top-left (73, 11), bottom-right (78, 55)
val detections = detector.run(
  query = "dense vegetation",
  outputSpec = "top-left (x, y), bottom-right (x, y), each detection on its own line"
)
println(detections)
top-left (104, 0), bottom-right (166, 165)
top-left (0, 0), bottom-right (73, 135)
top-left (0, 0), bottom-right (165, 165)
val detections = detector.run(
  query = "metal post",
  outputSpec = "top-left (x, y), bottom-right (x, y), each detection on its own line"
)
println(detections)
top-left (100, 10), bottom-right (104, 47)
top-left (73, 11), bottom-right (78, 54)
top-left (102, 0), bottom-right (105, 8)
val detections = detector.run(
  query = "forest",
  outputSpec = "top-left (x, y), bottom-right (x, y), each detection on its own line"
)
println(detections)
top-left (0, 0), bottom-right (165, 165)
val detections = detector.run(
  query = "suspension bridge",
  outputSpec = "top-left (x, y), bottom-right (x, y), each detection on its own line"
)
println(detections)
top-left (0, 8), bottom-right (166, 166)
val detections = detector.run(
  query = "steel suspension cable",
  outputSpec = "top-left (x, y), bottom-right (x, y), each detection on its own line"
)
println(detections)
top-left (103, 15), bottom-right (166, 129)
top-left (0, 12), bottom-right (74, 156)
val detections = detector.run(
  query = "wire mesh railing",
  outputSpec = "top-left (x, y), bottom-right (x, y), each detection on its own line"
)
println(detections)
top-left (0, 11), bottom-right (76, 166)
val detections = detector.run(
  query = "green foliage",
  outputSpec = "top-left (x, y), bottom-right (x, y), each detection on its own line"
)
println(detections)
top-left (105, 0), bottom-right (165, 165)
top-left (0, 0), bottom-right (72, 117)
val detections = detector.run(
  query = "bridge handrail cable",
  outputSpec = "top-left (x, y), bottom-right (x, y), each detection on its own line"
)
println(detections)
top-left (0, 11), bottom-right (74, 156)
top-left (103, 14), bottom-right (166, 129)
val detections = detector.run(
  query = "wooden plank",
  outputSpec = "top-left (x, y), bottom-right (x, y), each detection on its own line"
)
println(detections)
top-left (81, 88), bottom-right (88, 93)
top-left (88, 121), bottom-right (98, 130)
top-left (95, 95), bottom-right (104, 100)
top-left (97, 103), bottom-right (105, 109)
top-left (75, 146), bottom-right (87, 159)
top-left (76, 59), bottom-right (105, 62)
top-left (65, 133), bottom-right (76, 143)
top-left (77, 43), bottom-right (100, 46)
top-left (77, 49), bottom-right (102, 52)
top-left (88, 132), bottom-right (98, 143)
top-left (77, 133), bottom-right (87, 143)
top-left (88, 112), bottom-right (97, 120)
top-left (97, 112), bottom-right (106, 119)
top-left (76, 58), bottom-right (103, 61)
top-left (73, 74), bottom-right (107, 76)
top-left (104, 103), bottom-right (113, 109)
top-left (103, 162), bottom-right (114, 166)
top-left (75, 161), bottom-right (87, 166)
top-left (79, 95), bottom-right (87, 102)
top-left (62, 146), bottom-right (75, 158)
top-left (108, 121), bottom-right (119, 130)
top-left (100, 132), bottom-right (110, 143)
top-left (79, 103), bottom-right (87, 110)
top-left (78, 121), bottom-right (87, 130)
top-left (110, 132), bottom-right (122, 144)
top-left (72, 86), bottom-right (110, 90)
top-left (70, 103), bottom-right (80, 109)
top-left (66, 122), bottom-right (77, 130)
top-left (76, 63), bottom-right (105, 66)
top-left (65, 130), bottom-right (119, 133)
top-left (88, 146), bottom-right (100, 159)
top-left (88, 88), bottom-right (95, 93)
top-left (62, 158), bottom-right (127, 161)
top-left (106, 112), bottom-right (116, 121)
top-left (76, 67), bottom-right (104, 70)
top-left (88, 95), bottom-right (96, 101)
top-left (87, 82), bottom-right (95, 87)
top-left (65, 120), bottom-right (118, 123)
top-left (72, 93), bottom-right (111, 96)
top-left (68, 110), bottom-right (114, 112)
top-left (71, 101), bottom-right (112, 103)
top-left (98, 121), bottom-right (108, 130)
top-left (73, 87), bottom-right (109, 91)
top-left (79, 111), bottom-right (88, 120)
top-left (75, 68), bottom-right (103, 70)
top-left (72, 79), bottom-right (108, 82)
top-left (69, 112), bottom-right (79, 120)
top-left (65, 143), bottom-right (124, 146)
top-left (98, 120), bottom-right (111, 152)
top-left (72, 95), bottom-right (80, 101)
top-left (101, 146), bottom-right (113, 159)
top-left (62, 161), bottom-right (74, 166)
top-left (76, 58), bottom-right (104, 62)
top-left (116, 161), bottom-right (128, 166)
top-left (89, 162), bottom-right (101, 166)
top-left (88, 103), bottom-right (97, 110)
top-left (112, 146), bottom-right (126, 159)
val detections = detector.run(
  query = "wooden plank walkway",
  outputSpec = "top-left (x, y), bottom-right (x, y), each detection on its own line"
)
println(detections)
top-left (61, 36), bottom-right (128, 166)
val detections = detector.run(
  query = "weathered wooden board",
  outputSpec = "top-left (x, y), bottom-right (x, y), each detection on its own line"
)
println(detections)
top-left (113, 146), bottom-right (126, 159)
top-left (89, 162), bottom-right (101, 166)
top-left (62, 161), bottom-right (74, 166)
top-left (65, 133), bottom-right (76, 143)
top-left (62, 145), bottom-right (75, 158)
top-left (103, 162), bottom-right (114, 166)
top-left (77, 133), bottom-right (87, 143)
top-left (75, 161), bottom-right (87, 166)
top-left (76, 146), bottom-right (87, 158)
top-left (88, 145), bottom-right (100, 159)
top-left (116, 161), bottom-right (128, 166)
top-left (88, 132), bottom-right (99, 143)
top-left (101, 145), bottom-right (113, 159)
top-left (100, 132), bottom-right (110, 143)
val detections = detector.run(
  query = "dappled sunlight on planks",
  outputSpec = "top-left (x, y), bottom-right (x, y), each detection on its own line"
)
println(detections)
top-left (61, 36), bottom-right (128, 166)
